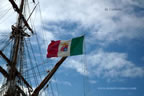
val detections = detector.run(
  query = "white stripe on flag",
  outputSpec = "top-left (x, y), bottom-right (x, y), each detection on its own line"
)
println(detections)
top-left (58, 40), bottom-right (71, 57)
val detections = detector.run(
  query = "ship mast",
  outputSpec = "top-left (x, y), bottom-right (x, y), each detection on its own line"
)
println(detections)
top-left (5, 0), bottom-right (32, 95)
top-left (7, 0), bottom-right (25, 95)
top-left (0, 0), bottom-right (67, 96)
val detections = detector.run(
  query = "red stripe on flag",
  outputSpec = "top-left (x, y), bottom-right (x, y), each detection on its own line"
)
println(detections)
top-left (47, 40), bottom-right (60, 58)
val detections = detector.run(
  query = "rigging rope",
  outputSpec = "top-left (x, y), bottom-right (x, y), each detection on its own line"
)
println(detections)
top-left (28, 38), bottom-right (42, 80)
top-left (82, 35), bottom-right (89, 96)
top-left (53, 76), bottom-right (60, 96)
top-left (24, 39), bottom-right (39, 86)
top-left (0, 7), bottom-right (12, 21)
top-left (50, 82), bottom-right (55, 96)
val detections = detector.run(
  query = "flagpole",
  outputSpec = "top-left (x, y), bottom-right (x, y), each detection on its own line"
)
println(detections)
top-left (32, 56), bottom-right (67, 96)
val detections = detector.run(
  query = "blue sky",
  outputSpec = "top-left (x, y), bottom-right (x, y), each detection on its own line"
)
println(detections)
top-left (0, 0), bottom-right (144, 96)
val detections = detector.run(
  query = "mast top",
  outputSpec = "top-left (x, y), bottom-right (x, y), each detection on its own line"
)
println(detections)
top-left (9, 0), bottom-right (34, 34)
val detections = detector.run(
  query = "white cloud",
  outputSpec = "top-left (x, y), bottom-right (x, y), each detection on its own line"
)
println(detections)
top-left (37, 0), bottom-right (144, 44)
top-left (64, 57), bottom-right (89, 76)
top-left (51, 79), bottom-right (72, 86)
top-left (63, 50), bottom-right (144, 79)
top-left (1, 0), bottom-right (144, 44)
top-left (90, 50), bottom-right (144, 78)
top-left (89, 80), bottom-right (97, 84)
top-left (62, 81), bottom-right (72, 86)
top-left (0, 1), bottom-right (16, 33)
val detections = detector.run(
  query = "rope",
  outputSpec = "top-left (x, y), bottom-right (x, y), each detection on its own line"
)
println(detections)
top-left (50, 82), bottom-right (55, 96)
top-left (24, 39), bottom-right (39, 86)
top-left (0, 7), bottom-right (13, 24)
top-left (83, 35), bottom-right (89, 96)
top-left (54, 76), bottom-right (60, 96)
top-left (0, 7), bottom-right (12, 21)
top-left (28, 38), bottom-right (42, 80)
top-left (0, 38), bottom-right (12, 51)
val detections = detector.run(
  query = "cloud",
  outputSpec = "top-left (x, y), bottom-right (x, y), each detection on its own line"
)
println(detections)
top-left (0, 0), bottom-right (144, 88)
top-left (64, 57), bottom-right (89, 76)
top-left (89, 50), bottom-right (144, 78)
top-left (89, 80), bottom-right (97, 84)
top-left (37, 30), bottom-right (55, 45)
top-left (0, 2), bottom-right (16, 33)
top-left (63, 50), bottom-right (144, 79)
top-left (51, 79), bottom-right (72, 87)
top-left (40, 0), bottom-right (144, 45)
top-left (1, 0), bottom-right (144, 45)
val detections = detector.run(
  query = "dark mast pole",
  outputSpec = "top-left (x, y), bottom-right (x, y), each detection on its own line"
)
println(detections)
top-left (6, 0), bottom-right (25, 95)
top-left (32, 57), bottom-right (67, 96)
top-left (6, 0), bottom-right (67, 96)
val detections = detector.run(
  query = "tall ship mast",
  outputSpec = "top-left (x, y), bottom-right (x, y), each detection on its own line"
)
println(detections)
top-left (0, 0), bottom-right (68, 96)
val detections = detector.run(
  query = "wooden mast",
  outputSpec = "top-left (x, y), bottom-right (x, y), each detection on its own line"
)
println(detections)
top-left (0, 0), bottom-right (68, 96)
top-left (6, 0), bottom-right (25, 95)
top-left (32, 57), bottom-right (67, 96)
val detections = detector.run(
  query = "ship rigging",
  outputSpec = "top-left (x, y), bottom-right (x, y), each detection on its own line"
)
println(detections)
top-left (0, 0), bottom-right (68, 96)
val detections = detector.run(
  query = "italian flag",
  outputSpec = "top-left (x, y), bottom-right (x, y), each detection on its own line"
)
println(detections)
top-left (47, 36), bottom-right (84, 58)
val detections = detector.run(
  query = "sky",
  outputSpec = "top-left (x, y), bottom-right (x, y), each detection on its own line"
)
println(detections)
top-left (0, 0), bottom-right (144, 96)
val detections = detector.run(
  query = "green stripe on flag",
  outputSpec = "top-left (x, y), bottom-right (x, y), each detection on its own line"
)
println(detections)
top-left (70, 36), bottom-right (84, 56)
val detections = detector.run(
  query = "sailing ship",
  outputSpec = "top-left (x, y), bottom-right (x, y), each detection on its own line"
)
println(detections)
top-left (0, 0), bottom-right (70, 96)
